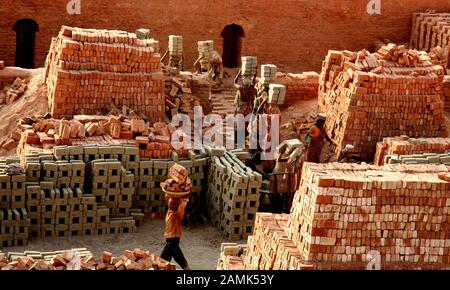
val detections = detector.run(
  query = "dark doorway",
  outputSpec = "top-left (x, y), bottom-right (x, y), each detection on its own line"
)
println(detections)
top-left (221, 24), bottom-right (245, 68)
top-left (13, 19), bottom-right (39, 68)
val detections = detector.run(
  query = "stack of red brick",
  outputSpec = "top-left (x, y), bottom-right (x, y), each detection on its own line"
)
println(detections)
top-left (276, 72), bottom-right (319, 104)
top-left (0, 248), bottom-right (176, 270)
top-left (444, 76), bottom-right (450, 111)
top-left (410, 12), bottom-right (450, 67)
top-left (45, 26), bottom-right (165, 122)
top-left (374, 136), bottom-right (450, 165)
top-left (318, 44), bottom-right (447, 160)
top-left (222, 162), bottom-right (450, 270)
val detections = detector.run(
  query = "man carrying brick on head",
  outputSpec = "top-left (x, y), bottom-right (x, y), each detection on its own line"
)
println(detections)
top-left (234, 69), bottom-right (257, 117)
top-left (160, 164), bottom-right (192, 270)
top-left (304, 114), bottom-right (333, 163)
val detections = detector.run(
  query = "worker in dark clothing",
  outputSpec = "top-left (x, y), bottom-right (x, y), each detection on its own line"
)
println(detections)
top-left (234, 69), bottom-right (257, 117)
top-left (161, 196), bottom-right (190, 270)
top-left (184, 192), bottom-right (205, 230)
top-left (304, 114), bottom-right (333, 163)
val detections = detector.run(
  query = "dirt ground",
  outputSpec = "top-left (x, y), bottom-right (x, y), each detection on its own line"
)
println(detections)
top-left (4, 220), bottom-right (242, 270)
top-left (0, 68), bottom-right (49, 157)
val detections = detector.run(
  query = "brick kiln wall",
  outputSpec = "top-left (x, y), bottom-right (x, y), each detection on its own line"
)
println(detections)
top-left (2, 1), bottom-right (450, 72)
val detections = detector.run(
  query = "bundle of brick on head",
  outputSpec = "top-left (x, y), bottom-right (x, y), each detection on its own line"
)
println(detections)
top-left (161, 164), bottom-right (192, 197)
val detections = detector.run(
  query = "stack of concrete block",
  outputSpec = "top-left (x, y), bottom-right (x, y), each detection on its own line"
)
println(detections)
top-left (374, 136), bottom-right (450, 165)
top-left (0, 163), bottom-right (29, 247)
top-left (168, 35), bottom-right (183, 56)
top-left (45, 26), bottom-right (165, 122)
top-left (40, 160), bottom-right (85, 191)
top-left (197, 40), bottom-right (214, 59)
top-left (91, 159), bottom-right (134, 219)
top-left (241, 56), bottom-right (258, 76)
top-left (208, 151), bottom-right (262, 241)
top-left (276, 72), bottom-right (319, 104)
top-left (259, 64), bottom-right (277, 85)
top-left (384, 152), bottom-right (450, 165)
top-left (318, 45), bottom-right (447, 160)
top-left (268, 84), bottom-right (286, 105)
top-left (0, 208), bottom-right (29, 247)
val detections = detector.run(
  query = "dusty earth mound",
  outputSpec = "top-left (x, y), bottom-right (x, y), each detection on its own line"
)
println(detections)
top-left (0, 68), bottom-right (49, 157)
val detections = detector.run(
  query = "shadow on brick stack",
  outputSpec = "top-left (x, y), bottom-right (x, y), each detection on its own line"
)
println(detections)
top-left (219, 162), bottom-right (450, 270)
top-left (318, 44), bottom-right (447, 161)
top-left (45, 26), bottom-right (164, 122)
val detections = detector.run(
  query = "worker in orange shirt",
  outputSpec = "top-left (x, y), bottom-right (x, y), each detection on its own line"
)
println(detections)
top-left (304, 114), bottom-right (333, 163)
top-left (160, 196), bottom-right (190, 270)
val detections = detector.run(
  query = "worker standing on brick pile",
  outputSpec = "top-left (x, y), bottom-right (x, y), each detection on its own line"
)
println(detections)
top-left (304, 114), bottom-right (333, 163)
top-left (161, 196), bottom-right (191, 270)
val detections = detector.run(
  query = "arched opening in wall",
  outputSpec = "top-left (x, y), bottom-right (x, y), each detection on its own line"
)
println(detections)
top-left (13, 19), bottom-right (39, 69)
top-left (221, 24), bottom-right (245, 68)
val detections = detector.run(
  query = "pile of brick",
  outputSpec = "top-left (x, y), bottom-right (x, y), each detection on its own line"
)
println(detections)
top-left (217, 243), bottom-right (246, 270)
top-left (11, 113), bottom-right (185, 159)
top-left (224, 162), bottom-right (450, 270)
top-left (0, 248), bottom-right (175, 270)
top-left (161, 164), bottom-right (191, 193)
top-left (164, 75), bottom-right (200, 119)
top-left (410, 12), bottom-right (450, 66)
top-left (207, 151), bottom-right (262, 241)
top-left (178, 71), bottom-right (212, 114)
top-left (0, 77), bottom-right (28, 105)
top-left (45, 26), bottom-right (164, 121)
top-left (318, 44), bottom-right (447, 160)
top-left (0, 67), bottom-right (30, 93)
top-left (276, 72), bottom-right (319, 104)
top-left (374, 136), bottom-right (450, 165)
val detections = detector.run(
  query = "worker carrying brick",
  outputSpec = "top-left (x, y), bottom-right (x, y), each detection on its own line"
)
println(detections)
top-left (234, 69), bottom-right (257, 116)
top-left (161, 50), bottom-right (184, 70)
top-left (160, 164), bottom-right (193, 270)
top-left (304, 114), bottom-right (333, 163)
top-left (338, 144), bottom-right (360, 163)
top-left (161, 196), bottom-right (190, 270)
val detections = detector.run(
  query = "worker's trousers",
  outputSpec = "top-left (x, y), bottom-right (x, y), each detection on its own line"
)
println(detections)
top-left (161, 237), bottom-right (188, 269)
